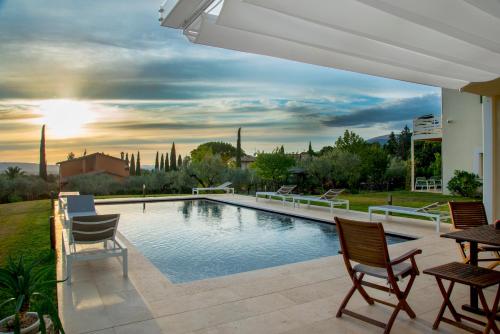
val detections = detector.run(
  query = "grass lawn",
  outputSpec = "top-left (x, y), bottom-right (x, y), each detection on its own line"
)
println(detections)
top-left (0, 200), bottom-right (55, 319)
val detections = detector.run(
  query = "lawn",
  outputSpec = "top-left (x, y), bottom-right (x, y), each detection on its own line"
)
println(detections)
top-left (0, 200), bottom-right (56, 319)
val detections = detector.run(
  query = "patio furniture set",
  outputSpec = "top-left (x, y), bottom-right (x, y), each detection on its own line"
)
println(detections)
top-left (415, 177), bottom-right (442, 191)
top-left (335, 201), bottom-right (500, 333)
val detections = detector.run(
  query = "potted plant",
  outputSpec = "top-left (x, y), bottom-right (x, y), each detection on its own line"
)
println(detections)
top-left (0, 256), bottom-right (65, 334)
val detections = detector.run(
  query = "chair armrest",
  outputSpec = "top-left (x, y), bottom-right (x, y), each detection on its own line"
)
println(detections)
top-left (390, 249), bottom-right (422, 265)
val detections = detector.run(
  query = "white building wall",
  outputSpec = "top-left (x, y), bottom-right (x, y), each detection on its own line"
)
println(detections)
top-left (441, 88), bottom-right (483, 194)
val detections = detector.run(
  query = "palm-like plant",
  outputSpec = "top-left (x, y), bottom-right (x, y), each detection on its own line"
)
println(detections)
top-left (0, 256), bottom-right (65, 334)
top-left (3, 167), bottom-right (25, 180)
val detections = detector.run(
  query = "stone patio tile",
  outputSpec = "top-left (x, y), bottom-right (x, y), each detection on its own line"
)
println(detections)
top-left (152, 293), bottom-right (297, 334)
top-left (99, 288), bottom-right (154, 327)
top-left (149, 287), bottom-right (242, 317)
top-left (112, 319), bottom-right (164, 334)
top-left (197, 310), bottom-right (304, 334)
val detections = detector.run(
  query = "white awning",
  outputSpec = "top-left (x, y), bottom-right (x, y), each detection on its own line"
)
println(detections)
top-left (159, 0), bottom-right (500, 92)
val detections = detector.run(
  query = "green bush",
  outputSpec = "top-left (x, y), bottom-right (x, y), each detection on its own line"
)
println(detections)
top-left (447, 170), bottom-right (482, 198)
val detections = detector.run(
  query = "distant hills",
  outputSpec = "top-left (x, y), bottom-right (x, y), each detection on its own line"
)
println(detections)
top-left (367, 134), bottom-right (390, 145)
top-left (0, 162), bottom-right (59, 175)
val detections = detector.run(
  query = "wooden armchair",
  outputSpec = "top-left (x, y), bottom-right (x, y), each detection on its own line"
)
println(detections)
top-left (448, 201), bottom-right (500, 269)
top-left (334, 217), bottom-right (422, 334)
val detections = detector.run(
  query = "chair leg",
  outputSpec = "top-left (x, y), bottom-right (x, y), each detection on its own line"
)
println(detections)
top-left (397, 273), bottom-right (417, 319)
top-left (433, 278), bottom-right (460, 329)
top-left (66, 255), bottom-right (73, 286)
top-left (122, 249), bottom-right (128, 278)
top-left (336, 284), bottom-right (357, 318)
top-left (477, 286), bottom-right (500, 334)
top-left (337, 273), bottom-right (373, 318)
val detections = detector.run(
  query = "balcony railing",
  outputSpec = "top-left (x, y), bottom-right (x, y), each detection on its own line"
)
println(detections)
top-left (413, 114), bottom-right (442, 138)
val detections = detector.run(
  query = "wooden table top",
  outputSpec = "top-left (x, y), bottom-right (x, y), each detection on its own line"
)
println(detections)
top-left (441, 225), bottom-right (500, 247)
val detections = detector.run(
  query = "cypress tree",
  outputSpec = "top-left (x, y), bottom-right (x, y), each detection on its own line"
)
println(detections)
top-left (120, 152), bottom-right (124, 160)
top-left (125, 153), bottom-right (129, 165)
top-left (155, 151), bottom-right (159, 171)
top-left (129, 154), bottom-right (136, 176)
top-left (170, 142), bottom-right (177, 171)
top-left (160, 153), bottom-right (165, 171)
top-left (177, 154), bottom-right (182, 169)
top-left (280, 145), bottom-right (285, 154)
top-left (308, 141), bottom-right (314, 157)
top-left (136, 151), bottom-right (141, 175)
top-left (236, 127), bottom-right (242, 168)
top-left (165, 153), bottom-right (170, 171)
top-left (39, 125), bottom-right (47, 180)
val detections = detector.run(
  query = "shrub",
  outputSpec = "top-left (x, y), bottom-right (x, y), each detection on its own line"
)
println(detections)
top-left (447, 170), bottom-right (482, 198)
top-left (385, 158), bottom-right (408, 190)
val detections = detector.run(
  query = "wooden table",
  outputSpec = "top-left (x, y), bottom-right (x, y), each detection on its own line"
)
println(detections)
top-left (441, 225), bottom-right (500, 315)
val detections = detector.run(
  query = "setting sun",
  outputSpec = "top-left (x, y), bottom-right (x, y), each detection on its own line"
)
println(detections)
top-left (35, 99), bottom-right (97, 139)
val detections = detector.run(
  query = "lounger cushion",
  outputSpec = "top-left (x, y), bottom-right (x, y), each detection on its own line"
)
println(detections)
top-left (353, 262), bottom-right (412, 280)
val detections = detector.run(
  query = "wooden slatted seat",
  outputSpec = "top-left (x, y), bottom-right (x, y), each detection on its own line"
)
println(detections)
top-left (424, 262), bottom-right (500, 333)
top-left (449, 202), bottom-right (500, 269)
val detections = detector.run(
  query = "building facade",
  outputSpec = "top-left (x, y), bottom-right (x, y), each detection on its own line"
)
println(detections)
top-left (57, 153), bottom-right (129, 188)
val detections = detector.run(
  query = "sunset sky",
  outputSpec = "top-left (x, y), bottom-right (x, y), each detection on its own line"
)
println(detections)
top-left (0, 0), bottom-right (440, 165)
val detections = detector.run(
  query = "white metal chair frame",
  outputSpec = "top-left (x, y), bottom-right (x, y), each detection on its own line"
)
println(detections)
top-left (192, 182), bottom-right (235, 195)
top-left (368, 202), bottom-right (448, 233)
top-left (292, 189), bottom-right (350, 212)
top-left (255, 185), bottom-right (296, 206)
top-left (62, 214), bottom-right (128, 285)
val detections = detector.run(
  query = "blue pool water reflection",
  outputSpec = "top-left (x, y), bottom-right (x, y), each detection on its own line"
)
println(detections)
top-left (99, 200), bottom-right (410, 283)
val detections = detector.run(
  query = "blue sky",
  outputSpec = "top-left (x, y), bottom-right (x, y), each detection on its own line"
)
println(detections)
top-left (0, 0), bottom-right (440, 163)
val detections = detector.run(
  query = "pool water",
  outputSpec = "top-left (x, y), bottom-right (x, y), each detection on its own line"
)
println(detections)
top-left (98, 200), bottom-right (410, 283)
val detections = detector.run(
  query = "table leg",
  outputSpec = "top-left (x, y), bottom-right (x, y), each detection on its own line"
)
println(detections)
top-left (463, 241), bottom-right (480, 314)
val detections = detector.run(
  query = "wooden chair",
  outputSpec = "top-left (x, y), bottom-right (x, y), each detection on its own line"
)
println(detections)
top-left (448, 202), bottom-right (500, 269)
top-left (334, 217), bottom-right (422, 334)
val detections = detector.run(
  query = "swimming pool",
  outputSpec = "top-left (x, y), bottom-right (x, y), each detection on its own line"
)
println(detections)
top-left (98, 199), bottom-right (411, 283)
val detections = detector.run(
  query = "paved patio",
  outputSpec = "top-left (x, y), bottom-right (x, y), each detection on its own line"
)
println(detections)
top-left (56, 195), bottom-right (497, 334)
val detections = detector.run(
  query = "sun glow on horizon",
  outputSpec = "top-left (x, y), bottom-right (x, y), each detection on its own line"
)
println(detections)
top-left (34, 99), bottom-right (97, 139)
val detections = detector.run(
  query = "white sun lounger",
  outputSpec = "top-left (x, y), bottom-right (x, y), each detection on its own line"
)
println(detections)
top-left (255, 185), bottom-right (296, 206)
top-left (64, 195), bottom-right (97, 226)
top-left (62, 214), bottom-right (127, 285)
top-left (368, 202), bottom-right (448, 233)
top-left (292, 189), bottom-right (349, 212)
top-left (192, 182), bottom-right (235, 195)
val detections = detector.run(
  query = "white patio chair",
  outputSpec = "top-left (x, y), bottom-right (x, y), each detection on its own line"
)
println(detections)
top-left (414, 177), bottom-right (428, 191)
top-left (192, 182), bottom-right (234, 195)
top-left (64, 195), bottom-right (97, 226)
top-left (58, 191), bottom-right (80, 211)
top-left (62, 214), bottom-right (127, 285)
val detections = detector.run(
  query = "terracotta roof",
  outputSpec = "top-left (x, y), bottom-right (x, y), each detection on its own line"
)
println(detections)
top-left (57, 152), bottom-right (126, 165)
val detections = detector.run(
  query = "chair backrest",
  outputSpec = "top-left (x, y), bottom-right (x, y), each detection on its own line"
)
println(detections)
top-left (417, 202), bottom-right (440, 212)
top-left (66, 195), bottom-right (95, 213)
top-left (449, 201), bottom-right (488, 230)
top-left (276, 185), bottom-right (296, 194)
top-left (320, 189), bottom-right (344, 200)
top-left (71, 214), bottom-right (120, 243)
top-left (215, 182), bottom-right (232, 189)
top-left (335, 217), bottom-right (390, 269)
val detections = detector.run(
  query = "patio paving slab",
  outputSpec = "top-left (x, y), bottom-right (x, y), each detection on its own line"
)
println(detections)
top-left (56, 194), bottom-right (497, 333)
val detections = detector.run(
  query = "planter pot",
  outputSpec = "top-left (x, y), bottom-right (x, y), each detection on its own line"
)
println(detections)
top-left (0, 312), bottom-right (40, 334)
